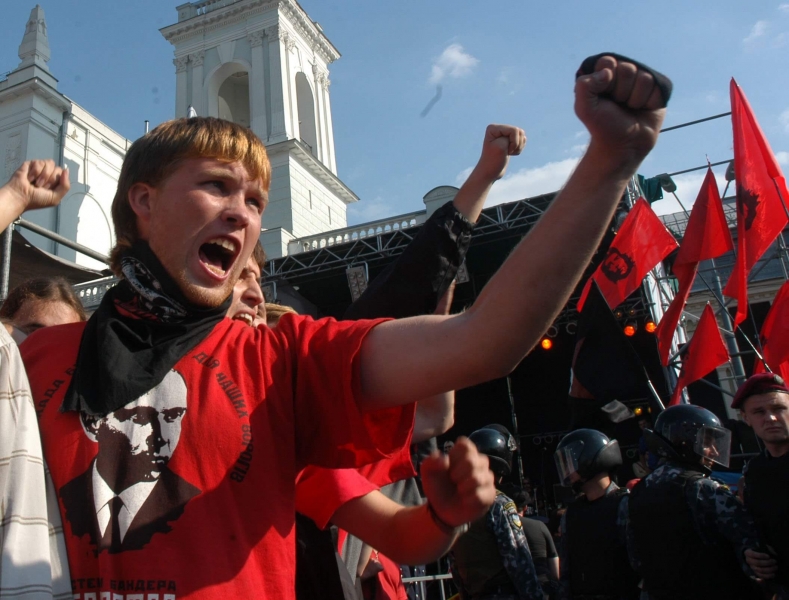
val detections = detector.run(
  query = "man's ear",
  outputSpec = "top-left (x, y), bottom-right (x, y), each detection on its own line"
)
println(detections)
top-left (128, 182), bottom-right (156, 237)
top-left (740, 410), bottom-right (751, 427)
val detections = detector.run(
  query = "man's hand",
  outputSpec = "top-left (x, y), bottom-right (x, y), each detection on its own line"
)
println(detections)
top-left (473, 124), bottom-right (526, 183)
top-left (4, 160), bottom-right (70, 215)
top-left (745, 548), bottom-right (778, 580)
top-left (421, 437), bottom-right (495, 528)
top-left (575, 56), bottom-right (666, 172)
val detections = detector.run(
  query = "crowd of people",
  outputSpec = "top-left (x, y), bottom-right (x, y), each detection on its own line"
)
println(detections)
top-left (0, 52), bottom-right (783, 600)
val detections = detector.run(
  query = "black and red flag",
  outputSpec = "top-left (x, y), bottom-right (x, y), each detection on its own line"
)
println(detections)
top-left (723, 79), bottom-right (789, 326)
top-left (670, 304), bottom-right (730, 406)
top-left (655, 168), bottom-right (733, 366)
top-left (754, 280), bottom-right (789, 381)
top-left (577, 198), bottom-right (678, 311)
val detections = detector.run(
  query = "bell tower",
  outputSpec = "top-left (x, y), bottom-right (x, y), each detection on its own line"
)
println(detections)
top-left (161, 0), bottom-right (358, 258)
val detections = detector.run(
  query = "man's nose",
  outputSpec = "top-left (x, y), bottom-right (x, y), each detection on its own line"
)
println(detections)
top-left (244, 277), bottom-right (264, 308)
top-left (222, 192), bottom-right (251, 228)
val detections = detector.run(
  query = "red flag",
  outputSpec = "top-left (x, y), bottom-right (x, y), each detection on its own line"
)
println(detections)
top-left (670, 304), bottom-right (730, 406)
top-left (578, 198), bottom-right (678, 311)
top-left (754, 281), bottom-right (789, 376)
top-left (723, 79), bottom-right (789, 325)
top-left (655, 168), bottom-right (733, 365)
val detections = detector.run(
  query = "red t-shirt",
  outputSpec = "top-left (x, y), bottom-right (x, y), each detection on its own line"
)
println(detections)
top-left (295, 443), bottom-right (416, 530)
top-left (22, 314), bottom-right (415, 600)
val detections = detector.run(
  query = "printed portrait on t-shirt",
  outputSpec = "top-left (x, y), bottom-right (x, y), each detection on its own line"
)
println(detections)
top-left (59, 369), bottom-right (200, 554)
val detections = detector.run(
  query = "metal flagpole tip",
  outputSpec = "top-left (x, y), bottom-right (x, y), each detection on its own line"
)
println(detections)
top-left (187, 105), bottom-right (197, 118)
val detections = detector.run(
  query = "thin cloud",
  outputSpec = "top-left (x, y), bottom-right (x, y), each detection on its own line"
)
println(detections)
top-left (347, 196), bottom-right (392, 225)
top-left (776, 151), bottom-right (789, 165)
top-left (744, 20), bottom-right (769, 44)
top-left (781, 108), bottom-right (789, 133)
top-left (469, 158), bottom-right (582, 208)
top-left (429, 44), bottom-right (479, 84)
top-left (779, 3), bottom-right (789, 13)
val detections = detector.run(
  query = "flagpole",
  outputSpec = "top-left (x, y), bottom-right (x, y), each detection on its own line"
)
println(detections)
top-left (646, 379), bottom-right (666, 411)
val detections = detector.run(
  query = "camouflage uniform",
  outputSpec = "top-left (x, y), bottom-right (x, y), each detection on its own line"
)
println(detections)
top-left (622, 462), bottom-right (760, 599)
top-left (450, 491), bottom-right (545, 600)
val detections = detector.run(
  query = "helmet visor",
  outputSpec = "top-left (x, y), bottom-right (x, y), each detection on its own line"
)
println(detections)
top-left (554, 440), bottom-right (584, 486)
top-left (694, 425), bottom-right (731, 468)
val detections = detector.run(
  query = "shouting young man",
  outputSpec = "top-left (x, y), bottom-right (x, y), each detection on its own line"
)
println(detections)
top-left (17, 54), bottom-right (669, 599)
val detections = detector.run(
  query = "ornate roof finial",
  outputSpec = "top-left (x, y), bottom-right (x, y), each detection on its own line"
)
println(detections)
top-left (17, 5), bottom-right (51, 71)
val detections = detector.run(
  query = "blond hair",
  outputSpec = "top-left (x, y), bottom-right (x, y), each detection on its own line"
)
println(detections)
top-left (109, 117), bottom-right (270, 273)
top-left (263, 303), bottom-right (297, 327)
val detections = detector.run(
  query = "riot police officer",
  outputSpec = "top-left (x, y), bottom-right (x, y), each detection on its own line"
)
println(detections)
top-left (625, 404), bottom-right (762, 600)
top-left (451, 425), bottom-right (544, 600)
top-left (554, 429), bottom-right (639, 600)
top-left (732, 373), bottom-right (788, 592)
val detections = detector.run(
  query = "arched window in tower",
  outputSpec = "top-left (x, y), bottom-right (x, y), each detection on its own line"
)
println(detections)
top-left (217, 71), bottom-right (250, 128)
top-left (295, 72), bottom-right (317, 157)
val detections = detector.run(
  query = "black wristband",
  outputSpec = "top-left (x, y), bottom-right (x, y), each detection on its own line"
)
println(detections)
top-left (576, 52), bottom-right (673, 108)
top-left (426, 502), bottom-right (469, 536)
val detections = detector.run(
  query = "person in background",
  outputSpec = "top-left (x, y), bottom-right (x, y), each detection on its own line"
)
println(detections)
top-left (503, 484), bottom-right (559, 599)
top-left (0, 277), bottom-right (86, 342)
top-left (625, 405), bottom-right (762, 600)
top-left (451, 425), bottom-right (545, 600)
top-left (554, 429), bottom-right (638, 600)
top-left (0, 159), bottom-right (72, 599)
top-left (731, 373), bottom-right (789, 595)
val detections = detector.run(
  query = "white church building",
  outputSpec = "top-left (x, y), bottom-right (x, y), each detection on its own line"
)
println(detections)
top-left (0, 0), bottom-right (385, 269)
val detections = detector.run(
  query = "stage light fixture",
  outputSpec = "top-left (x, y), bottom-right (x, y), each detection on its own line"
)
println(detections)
top-left (565, 321), bottom-right (577, 335)
top-left (624, 322), bottom-right (637, 337)
top-left (614, 309), bottom-right (625, 320)
top-left (546, 325), bottom-right (558, 338)
top-left (656, 173), bottom-right (677, 194)
top-left (633, 406), bottom-right (643, 416)
top-left (645, 320), bottom-right (657, 333)
top-left (541, 338), bottom-right (553, 350)
top-left (346, 264), bottom-right (369, 302)
top-left (627, 308), bottom-right (636, 317)
top-left (725, 160), bottom-right (736, 182)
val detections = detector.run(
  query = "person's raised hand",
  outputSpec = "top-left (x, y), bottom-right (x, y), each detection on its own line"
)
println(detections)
top-left (420, 437), bottom-right (495, 529)
top-left (4, 160), bottom-right (70, 215)
top-left (473, 124), bottom-right (526, 182)
top-left (575, 56), bottom-right (666, 172)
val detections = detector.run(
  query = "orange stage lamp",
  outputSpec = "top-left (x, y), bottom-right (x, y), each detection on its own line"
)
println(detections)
top-left (541, 338), bottom-right (553, 350)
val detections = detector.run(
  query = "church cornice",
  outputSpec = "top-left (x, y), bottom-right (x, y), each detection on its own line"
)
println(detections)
top-left (266, 138), bottom-right (358, 205)
top-left (0, 76), bottom-right (70, 112)
top-left (160, 0), bottom-right (340, 65)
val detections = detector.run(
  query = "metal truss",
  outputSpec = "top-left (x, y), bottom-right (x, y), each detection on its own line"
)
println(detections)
top-left (263, 192), bottom-right (556, 281)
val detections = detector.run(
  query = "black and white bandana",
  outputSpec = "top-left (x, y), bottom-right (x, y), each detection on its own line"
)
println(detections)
top-left (62, 241), bottom-right (231, 415)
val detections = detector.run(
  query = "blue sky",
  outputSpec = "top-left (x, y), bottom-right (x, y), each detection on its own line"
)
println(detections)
top-left (1, 1), bottom-right (787, 225)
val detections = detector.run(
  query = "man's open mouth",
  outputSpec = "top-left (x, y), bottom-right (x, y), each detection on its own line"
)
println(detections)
top-left (199, 237), bottom-right (239, 277)
top-left (233, 312), bottom-right (254, 326)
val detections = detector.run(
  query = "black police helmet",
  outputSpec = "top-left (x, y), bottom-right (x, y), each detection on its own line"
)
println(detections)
top-left (468, 425), bottom-right (517, 478)
top-left (554, 428), bottom-right (622, 486)
top-left (644, 404), bottom-right (731, 472)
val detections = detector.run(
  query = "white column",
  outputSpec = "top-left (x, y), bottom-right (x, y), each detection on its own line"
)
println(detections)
top-left (173, 56), bottom-right (189, 118)
top-left (266, 25), bottom-right (287, 142)
top-left (189, 50), bottom-right (205, 116)
top-left (282, 32), bottom-right (296, 141)
top-left (247, 30), bottom-right (268, 139)
top-left (312, 63), bottom-right (326, 164)
top-left (321, 76), bottom-right (337, 174)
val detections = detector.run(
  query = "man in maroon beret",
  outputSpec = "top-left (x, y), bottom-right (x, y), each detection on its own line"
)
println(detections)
top-left (734, 373), bottom-right (789, 591)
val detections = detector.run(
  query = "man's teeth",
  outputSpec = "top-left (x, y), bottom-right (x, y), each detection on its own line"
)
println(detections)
top-left (234, 313), bottom-right (254, 325)
top-left (207, 238), bottom-right (237, 253)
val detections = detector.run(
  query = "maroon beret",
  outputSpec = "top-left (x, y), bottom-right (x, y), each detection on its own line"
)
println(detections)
top-left (731, 373), bottom-right (789, 409)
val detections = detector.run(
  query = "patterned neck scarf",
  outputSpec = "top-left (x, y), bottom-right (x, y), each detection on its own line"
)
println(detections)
top-left (62, 241), bottom-right (231, 415)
